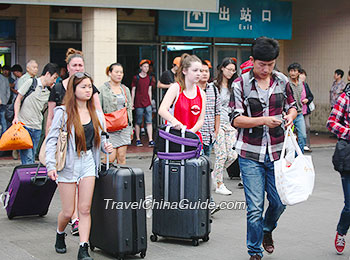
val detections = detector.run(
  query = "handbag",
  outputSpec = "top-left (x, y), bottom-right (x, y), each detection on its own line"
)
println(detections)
top-left (104, 86), bottom-right (128, 132)
top-left (274, 126), bottom-right (315, 206)
top-left (0, 122), bottom-right (33, 151)
top-left (39, 112), bottom-right (67, 171)
top-left (332, 139), bottom-right (350, 174)
top-left (308, 101), bottom-right (315, 112)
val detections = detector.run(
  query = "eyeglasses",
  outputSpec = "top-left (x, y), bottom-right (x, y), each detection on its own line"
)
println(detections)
top-left (74, 72), bottom-right (91, 79)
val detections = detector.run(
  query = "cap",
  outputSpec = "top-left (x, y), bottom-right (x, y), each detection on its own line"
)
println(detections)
top-left (204, 60), bottom-right (212, 69)
top-left (172, 57), bottom-right (181, 67)
top-left (139, 59), bottom-right (151, 66)
top-left (240, 60), bottom-right (254, 74)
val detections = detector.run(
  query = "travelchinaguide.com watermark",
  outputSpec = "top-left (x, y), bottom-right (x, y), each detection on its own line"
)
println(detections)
top-left (103, 198), bottom-right (246, 211)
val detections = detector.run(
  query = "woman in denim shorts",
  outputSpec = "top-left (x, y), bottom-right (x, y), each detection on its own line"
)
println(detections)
top-left (45, 72), bottom-right (113, 260)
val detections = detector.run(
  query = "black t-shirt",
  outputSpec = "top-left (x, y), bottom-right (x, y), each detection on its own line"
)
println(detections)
top-left (159, 70), bottom-right (175, 97)
top-left (83, 120), bottom-right (94, 151)
top-left (49, 80), bottom-right (99, 106)
top-left (160, 70), bottom-right (175, 85)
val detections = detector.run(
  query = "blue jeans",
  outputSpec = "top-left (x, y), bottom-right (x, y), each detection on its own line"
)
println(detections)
top-left (239, 154), bottom-right (286, 257)
top-left (293, 113), bottom-right (306, 153)
top-left (19, 126), bottom-right (41, 165)
top-left (0, 105), bottom-right (9, 137)
top-left (337, 174), bottom-right (350, 235)
top-left (203, 142), bottom-right (214, 157)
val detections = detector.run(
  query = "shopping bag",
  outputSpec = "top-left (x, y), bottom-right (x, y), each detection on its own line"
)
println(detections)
top-left (0, 122), bottom-right (33, 151)
top-left (274, 126), bottom-right (315, 206)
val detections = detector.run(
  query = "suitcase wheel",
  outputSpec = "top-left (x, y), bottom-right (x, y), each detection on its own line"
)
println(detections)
top-left (140, 251), bottom-right (146, 258)
top-left (192, 239), bottom-right (199, 246)
top-left (202, 235), bottom-right (209, 242)
top-left (90, 245), bottom-right (95, 251)
top-left (150, 234), bottom-right (158, 242)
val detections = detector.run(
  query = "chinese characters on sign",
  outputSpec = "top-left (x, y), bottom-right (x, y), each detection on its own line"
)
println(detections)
top-left (158, 0), bottom-right (292, 39)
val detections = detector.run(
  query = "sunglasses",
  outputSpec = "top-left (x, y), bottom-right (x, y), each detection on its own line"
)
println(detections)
top-left (74, 72), bottom-right (91, 79)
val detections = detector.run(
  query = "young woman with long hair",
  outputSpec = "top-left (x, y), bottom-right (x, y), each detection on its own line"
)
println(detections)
top-left (45, 73), bottom-right (112, 260)
top-left (99, 63), bottom-right (133, 164)
top-left (46, 48), bottom-right (103, 236)
top-left (212, 57), bottom-right (238, 195)
top-left (158, 53), bottom-right (206, 139)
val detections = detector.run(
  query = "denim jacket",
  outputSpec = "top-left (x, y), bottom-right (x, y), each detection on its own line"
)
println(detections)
top-left (45, 106), bottom-right (106, 177)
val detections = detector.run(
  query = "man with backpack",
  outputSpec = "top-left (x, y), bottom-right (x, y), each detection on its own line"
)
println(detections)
top-left (232, 37), bottom-right (297, 260)
top-left (0, 73), bottom-right (10, 137)
top-left (13, 63), bottom-right (59, 165)
top-left (131, 59), bottom-right (155, 147)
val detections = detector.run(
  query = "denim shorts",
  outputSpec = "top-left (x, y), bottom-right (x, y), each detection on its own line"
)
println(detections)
top-left (57, 150), bottom-right (96, 184)
top-left (135, 105), bottom-right (152, 125)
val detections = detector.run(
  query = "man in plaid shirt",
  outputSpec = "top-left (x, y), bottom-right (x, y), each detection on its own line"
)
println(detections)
top-left (232, 37), bottom-right (297, 260)
top-left (327, 84), bottom-right (350, 255)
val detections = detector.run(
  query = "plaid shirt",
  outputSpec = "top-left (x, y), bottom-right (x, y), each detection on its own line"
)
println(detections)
top-left (327, 89), bottom-right (350, 140)
top-left (201, 82), bottom-right (221, 145)
top-left (232, 70), bottom-right (296, 162)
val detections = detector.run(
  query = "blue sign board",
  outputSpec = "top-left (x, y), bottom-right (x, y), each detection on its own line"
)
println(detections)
top-left (158, 0), bottom-right (292, 39)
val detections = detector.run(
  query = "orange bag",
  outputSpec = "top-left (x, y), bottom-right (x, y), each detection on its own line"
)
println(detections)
top-left (0, 122), bottom-right (33, 151)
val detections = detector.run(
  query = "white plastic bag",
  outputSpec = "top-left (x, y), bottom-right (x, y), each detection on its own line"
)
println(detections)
top-left (274, 126), bottom-right (315, 206)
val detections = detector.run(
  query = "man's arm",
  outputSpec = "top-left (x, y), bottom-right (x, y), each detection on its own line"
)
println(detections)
top-left (157, 80), bottom-right (171, 89)
top-left (12, 94), bottom-right (23, 124)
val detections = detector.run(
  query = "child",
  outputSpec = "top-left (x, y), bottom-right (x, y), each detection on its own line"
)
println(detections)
top-left (45, 72), bottom-right (113, 260)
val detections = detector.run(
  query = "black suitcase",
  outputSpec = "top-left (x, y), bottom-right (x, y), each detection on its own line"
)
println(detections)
top-left (89, 162), bottom-right (147, 260)
top-left (227, 159), bottom-right (240, 179)
top-left (151, 156), bottom-right (211, 246)
top-left (1, 163), bottom-right (57, 219)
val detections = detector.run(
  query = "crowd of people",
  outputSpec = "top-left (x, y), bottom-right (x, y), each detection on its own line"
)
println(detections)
top-left (1, 36), bottom-right (350, 260)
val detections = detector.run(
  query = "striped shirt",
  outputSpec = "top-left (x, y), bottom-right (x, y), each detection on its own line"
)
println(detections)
top-left (232, 70), bottom-right (296, 162)
top-left (201, 82), bottom-right (221, 145)
top-left (327, 88), bottom-right (350, 140)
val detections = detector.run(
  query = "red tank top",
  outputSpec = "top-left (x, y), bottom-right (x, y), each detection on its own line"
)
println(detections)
top-left (172, 83), bottom-right (203, 142)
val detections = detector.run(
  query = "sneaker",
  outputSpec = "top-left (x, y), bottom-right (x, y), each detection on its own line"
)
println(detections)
top-left (237, 181), bottom-right (244, 189)
top-left (77, 243), bottom-right (93, 260)
top-left (148, 140), bottom-right (155, 147)
top-left (304, 146), bottom-right (312, 152)
top-left (55, 232), bottom-right (67, 254)
top-left (71, 219), bottom-right (79, 236)
top-left (249, 255), bottom-right (262, 260)
top-left (335, 232), bottom-right (346, 255)
top-left (262, 232), bottom-right (274, 254)
top-left (215, 184), bottom-right (232, 195)
top-left (136, 140), bottom-right (143, 147)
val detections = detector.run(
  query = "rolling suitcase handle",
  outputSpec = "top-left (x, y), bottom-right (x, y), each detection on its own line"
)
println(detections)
top-left (164, 125), bottom-right (186, 202)
top-left (99, 132), bottom-right (110, 177)
top-left (30, 163), bottom-right (48, 187)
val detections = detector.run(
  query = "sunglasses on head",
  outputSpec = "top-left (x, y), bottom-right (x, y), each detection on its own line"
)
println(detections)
top-left (74, 72), bottom-right (91, 79)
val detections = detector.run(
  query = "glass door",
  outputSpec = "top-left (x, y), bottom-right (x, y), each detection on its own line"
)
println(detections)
top-left (0, 42), bottom-right (15, 67)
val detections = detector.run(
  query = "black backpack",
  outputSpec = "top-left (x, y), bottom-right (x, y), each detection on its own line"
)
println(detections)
top-left (5, 78), bottom-right (37, 122)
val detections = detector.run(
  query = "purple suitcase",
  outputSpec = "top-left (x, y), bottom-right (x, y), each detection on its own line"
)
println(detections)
top-left (2, 164), bottom-right (57, 219)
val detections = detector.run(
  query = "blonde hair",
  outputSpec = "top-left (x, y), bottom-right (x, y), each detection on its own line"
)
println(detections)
top-left (65, 48), bottom-right (84, 64)
top-left (175, 53), bottom-right (201, 92)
